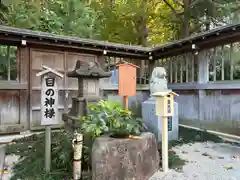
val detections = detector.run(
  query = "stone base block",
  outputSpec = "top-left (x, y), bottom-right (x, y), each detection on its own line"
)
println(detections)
top-left (142, 98), bottom-right (179, 142)
top-left (92, 132), bottom-right (159, 180)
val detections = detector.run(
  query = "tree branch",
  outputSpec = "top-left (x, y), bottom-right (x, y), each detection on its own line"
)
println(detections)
top-left (162, 0), bottom-right (183, 20)
top-left (173, 0), bottom-right (184, 8)
top-left (188, 0), bottom-right (201, 9)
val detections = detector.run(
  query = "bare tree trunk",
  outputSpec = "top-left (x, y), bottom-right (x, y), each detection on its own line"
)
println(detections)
top-left (135, 0), bottom-right (148, 84)
top-left (205, 9), bottom-right (210, 31)
top-left (182, 0), bottom-right (190, 37)
top-left (139, 15), bottom-right (148, 83)
top-left (163, 0), bottom-right (191, 38)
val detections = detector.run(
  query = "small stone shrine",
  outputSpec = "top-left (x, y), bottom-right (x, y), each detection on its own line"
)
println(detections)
top-left (62, 60), bottom-right (112, 130)
top-left (142, 67), bottom-right (179, 141)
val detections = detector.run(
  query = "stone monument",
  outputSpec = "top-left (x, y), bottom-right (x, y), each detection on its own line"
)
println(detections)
top-left (92, 133), bottom-right (159, 180)
top-left (62, 60), bottom-right (112, 131)
top-left (142, 67), bottom-right (179, 141)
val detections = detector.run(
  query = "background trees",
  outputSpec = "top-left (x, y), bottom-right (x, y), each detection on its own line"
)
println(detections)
top-left (1, 0), bottom-right (240, 45)
top-left (0, 0), bottom-right (240, 79)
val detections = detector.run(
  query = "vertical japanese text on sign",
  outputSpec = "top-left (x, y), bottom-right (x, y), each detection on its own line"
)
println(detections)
top-left (41, 76), bottom-right (59, 125)
top-left (44, 78), bottom-right (56, 119)
top-left (167, 98), bottom-right (171, 114)
top-left (36, 65), bottom-right (63, 126)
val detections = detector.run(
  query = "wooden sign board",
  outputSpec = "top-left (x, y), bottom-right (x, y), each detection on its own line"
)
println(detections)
top-left (153, 91), bottom-right (178, 117)
top-left (40, 75), bottom-right (59, 125)
top-left (36, 65), bottom-right (64, 173)
top-left (117, 63), bottom-right (139, 97)
top-left (152, 90), bottom-right (178, 173)
top-left (36, 65), bottom-right (64, 126)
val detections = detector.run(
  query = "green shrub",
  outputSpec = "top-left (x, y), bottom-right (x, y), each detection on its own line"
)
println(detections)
top-left (79, 100), bottom-right (144, 139)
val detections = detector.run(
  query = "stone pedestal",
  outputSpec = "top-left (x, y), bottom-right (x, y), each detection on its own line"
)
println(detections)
top-left (92, 133), bottom-right (159, 180)
top-left (142, 98), bottom-right (179, 142)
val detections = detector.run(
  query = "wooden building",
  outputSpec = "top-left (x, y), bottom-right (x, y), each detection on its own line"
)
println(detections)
top-left (0, 25), bottom-right (150, 134)
top-left (0, 24), bottom-right (240, 135)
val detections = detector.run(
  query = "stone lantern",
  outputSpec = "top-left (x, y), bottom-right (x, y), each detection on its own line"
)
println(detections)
top-left (62, 60), bottom-right (112, 131)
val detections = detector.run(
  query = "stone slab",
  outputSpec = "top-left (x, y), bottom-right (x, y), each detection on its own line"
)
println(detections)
top-left (142, 98), bottom-right (179, 142)
top-left (92, 132), bottom-right (159, 180)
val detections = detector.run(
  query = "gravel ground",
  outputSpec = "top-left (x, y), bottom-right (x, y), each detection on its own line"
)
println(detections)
top-left (2, 154), bottom-right (20, 180)
top-left (150, 142), bottom-right (240, 180)
top-left (2, 142), bottom-right (240, 180)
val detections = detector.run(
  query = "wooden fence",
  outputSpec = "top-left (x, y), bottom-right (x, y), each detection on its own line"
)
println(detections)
top-left (103, 42), bottom-right (240, 136)
top-left (0, 24), bottom-right (240, 136)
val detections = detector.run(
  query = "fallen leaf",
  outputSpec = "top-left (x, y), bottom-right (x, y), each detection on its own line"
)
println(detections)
top-left (224, 165), bottom-right (233, 170)
top-left (208, 156), bottom-right (213, 159)
top-left (0, 170), bottom-right (9, 174)
top-left (232, 156), bottom-right (236, 159)
top-left (202, 152), bottom-right (210, 156)
top-left (128, 135), bottom-right (142, 140)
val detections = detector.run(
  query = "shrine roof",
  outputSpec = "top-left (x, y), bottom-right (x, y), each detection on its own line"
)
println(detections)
top-left (0, 23), bottom-right (239, 59)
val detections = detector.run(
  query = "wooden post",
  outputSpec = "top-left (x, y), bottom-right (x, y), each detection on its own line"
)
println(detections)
top-left (152, 91), bottom-right (179, 174)
top-left (73, 132), bottom-right (83, 180)
top-left (36, 65), bottom-right (64, 174)
top-left (161, 116), bottom-right (168, 173)
top-left (45, 126), bottom-right (51, 173)
top-left (123, 95), bottom-right (128, 109)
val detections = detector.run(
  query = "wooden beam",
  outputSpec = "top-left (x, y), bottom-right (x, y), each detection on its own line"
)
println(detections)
top-left (64, 51), bottom-right (68, 113)
top-left (192, 56), bottom-right (195, 82)
top-left (230, 43), bottom-right (233, 80)
top-left (168, 82), bottom-right (240, 90)
top-left (0, 35), bottom-right (149, 60)
top-left (180, 56), bottom-right (183, 83)
top-left (213, 48), bottom-right (217, 81)
top-left (7, 46), bottom-right (10, 81)
top-left (0, 81), bottom-right (28, 89)
top-left (185, 54), bottom-right (188, 82)
top-left (221, 46), bottom-right (225, 81)
top-left (154, 32), bottom-right (240, 59)
top-left (169, 58), bottom-right (173, 83)
top-left (174, 57), bottom-right (178, 83)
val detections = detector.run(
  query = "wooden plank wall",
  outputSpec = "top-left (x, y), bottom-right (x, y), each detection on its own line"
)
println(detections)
top-left (30, 48), bottom-right (96, 130)
top-left (0, 46), bottom-right (29, 134)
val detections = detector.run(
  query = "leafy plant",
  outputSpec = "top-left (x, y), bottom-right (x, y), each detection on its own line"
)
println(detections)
top-left (8, 130), bottom-right (91, 180)
top-left (80, 100), bottom-right (144, 139)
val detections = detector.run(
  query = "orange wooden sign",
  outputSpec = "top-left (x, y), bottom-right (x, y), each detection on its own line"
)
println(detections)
top-left (116, 63), bottom-right (139, 97)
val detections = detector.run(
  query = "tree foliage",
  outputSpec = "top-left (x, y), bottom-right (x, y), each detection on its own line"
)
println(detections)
top-left (6, 0), bottom-right (100, 39)
top-left (1, 0), bottom-right (240, 45)
top-left (161, 0), bottom-right (240, 38)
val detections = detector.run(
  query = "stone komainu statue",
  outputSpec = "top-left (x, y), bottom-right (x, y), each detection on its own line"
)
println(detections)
top-left (149, 67), bottom-right (168, 95)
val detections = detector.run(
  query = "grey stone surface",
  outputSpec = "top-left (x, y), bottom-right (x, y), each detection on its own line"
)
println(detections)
top-left (142, 98), bottom-right (179, 142)
top-left (91, 132), bottom-right (159, 180)
top-left (1, 154), bottom-right (20, 180)
top-left (149, 142), bottom-right (240, 180)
